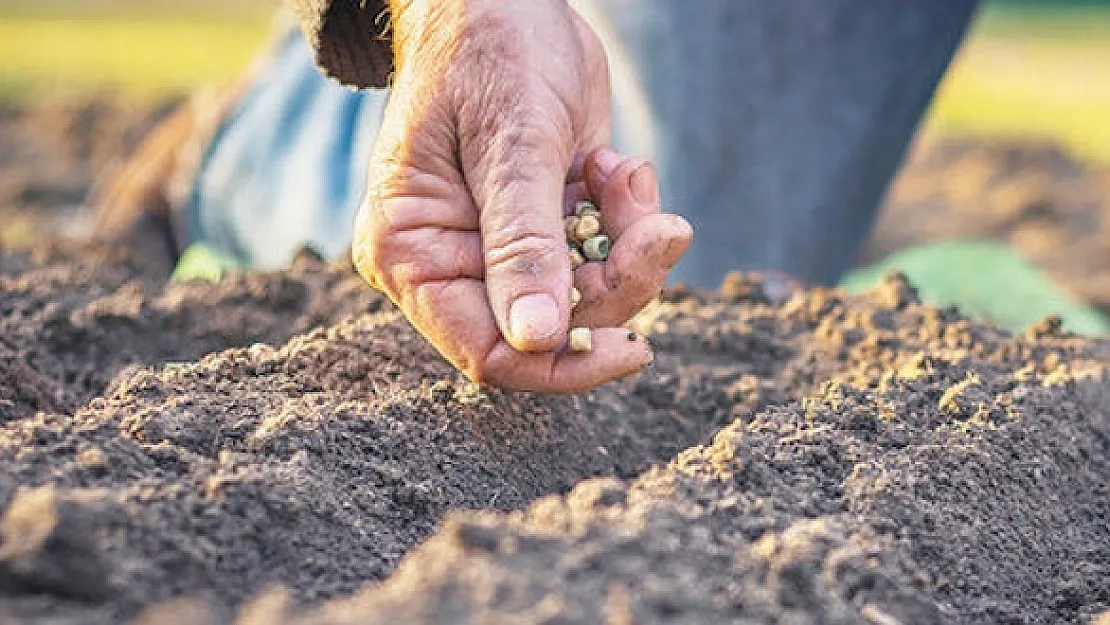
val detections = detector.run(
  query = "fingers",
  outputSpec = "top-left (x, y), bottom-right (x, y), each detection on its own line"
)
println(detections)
top-left (573, 214), bottom-right (692, 327)
top-left (353, 191), bottom-right (484, 295)
top-left (408, 278), bottom-right (653, 393)
top-left (468, 121), bottom-right (575, 354)
top-left (359, 191), bottom-right (654, 393)
top-left (484, 327), bottom-right (654, 393)
top-left (351, 0), bottom-right (654, 394)
top-left (584, 148), bottom-right (656, 236)
top-left (584, 147), bottom-right (624, 209)
top-left (572, 150), bottom-right (693, 327)
top-left (456, 9), bottom-right (610, 355)
top-left (378, 227), bottom-right (485, 287)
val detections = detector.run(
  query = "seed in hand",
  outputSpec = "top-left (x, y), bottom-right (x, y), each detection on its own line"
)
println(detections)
top-left (568, 327), bottom-right (592, 352)
top-left (564, 215), bottom-right (580, 240)
top-left (574, 200), bottom-right (599, 218)
top-left (569, 247), bottom-right (586, 269)
top-left (582, 235), bottom-right (611, 262)
top-left (567, 197), bottom-right (608, 267)
top-left (574, 214), bottom-right (601, 243)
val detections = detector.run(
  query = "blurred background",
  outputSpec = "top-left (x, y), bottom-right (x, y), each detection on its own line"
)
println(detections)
top-left (1, 0), bottom-right (1107, 155)
top-left (1, 0), bottom-right (1109, 330)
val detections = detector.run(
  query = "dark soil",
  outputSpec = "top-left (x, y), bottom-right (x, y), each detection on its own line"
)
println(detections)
top-left (1, 240), bottom-right (1108, 624)
top-left (278, 282), bottom-right (1110, 625)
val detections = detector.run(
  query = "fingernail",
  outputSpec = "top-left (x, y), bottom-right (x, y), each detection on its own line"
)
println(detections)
top-left (593, 148), bottom-right (622, 178)
top-left (630, 163), bottom-right (658, 205)
top-left (509, 293), bottom-right (561, 345)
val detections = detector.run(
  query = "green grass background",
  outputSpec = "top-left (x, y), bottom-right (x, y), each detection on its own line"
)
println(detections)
top-left (0, 16), bottom-right (272, 101)
top-left (929, 4), bottom-right (1110, 163)
top-left (0, 0), bottom-right (275, 102)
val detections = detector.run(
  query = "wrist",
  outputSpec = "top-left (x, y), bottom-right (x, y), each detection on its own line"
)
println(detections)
top-left (387, 0), bottom-right (457, 70)
top-left (388, 0), bottom-right (572, 69)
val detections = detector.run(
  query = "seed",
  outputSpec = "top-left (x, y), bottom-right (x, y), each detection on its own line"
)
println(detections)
top-left (570, 286), bottom-right (582, 309)
top-left (582, 235), bottom-right (611, 262)
top-left (574, 214), bottom-right (601, 243)
top-left (574, 199), bottom-right (598, 217)
top-left (569, 247), bottom-right (586, 269)
top-left (563, 215), bottom-right (580, 240)
top-left (568, 327), bottom-right (592, 352)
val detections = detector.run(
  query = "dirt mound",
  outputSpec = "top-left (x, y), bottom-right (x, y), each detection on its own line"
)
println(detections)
top-left (1, 245), bottom-right (1108, 624)
top-left (281, 314), bottom-right (1108, 625)
top-left (243, 275), bottom-right (1110, 625)
top-left (0, 247), bottom-right (776, 622)
top-left (0, 245), bottom-right (384, 419)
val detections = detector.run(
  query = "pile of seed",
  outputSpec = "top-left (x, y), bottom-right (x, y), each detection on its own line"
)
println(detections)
top-left (564, 199), bottom-right (610, 352)
top-left (566, 200), bottom-right (611, 267)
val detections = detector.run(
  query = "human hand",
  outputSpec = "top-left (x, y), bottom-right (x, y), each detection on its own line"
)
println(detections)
top-left (353, 0), bottom-right (692, 393)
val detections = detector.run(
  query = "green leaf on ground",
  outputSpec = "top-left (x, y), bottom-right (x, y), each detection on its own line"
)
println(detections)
top-left (171, 243), bottom-right (239, 282)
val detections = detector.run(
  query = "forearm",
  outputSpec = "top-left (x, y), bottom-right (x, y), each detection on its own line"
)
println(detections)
top-left (285, 0), bottom-right (394, 88)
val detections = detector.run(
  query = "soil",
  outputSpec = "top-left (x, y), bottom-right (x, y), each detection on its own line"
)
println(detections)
top-left (0, 98), bottom-right (177, 246)
top-left (1, 242), bottom-right (1108, 624)
top-left (1, 102), bottom-right (1109, 624)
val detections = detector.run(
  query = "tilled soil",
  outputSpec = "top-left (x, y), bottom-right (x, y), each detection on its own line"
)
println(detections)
top-left (1, 243), bottom-right (1108, 624)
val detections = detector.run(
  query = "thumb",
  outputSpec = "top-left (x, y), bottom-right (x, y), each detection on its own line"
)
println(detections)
top-left (468, 124), bottom-right (574, 354)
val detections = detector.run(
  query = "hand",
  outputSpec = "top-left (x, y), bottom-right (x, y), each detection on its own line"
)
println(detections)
top-left (353, 0), bottom-right (692, 393)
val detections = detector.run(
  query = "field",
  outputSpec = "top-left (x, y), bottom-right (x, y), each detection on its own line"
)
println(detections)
top-left (1, 3), bottom-right (1109, 624)
top-left (929, 5), bottom-right (1110, 163)
top-left (2, 3), bottom-right (1109, 159)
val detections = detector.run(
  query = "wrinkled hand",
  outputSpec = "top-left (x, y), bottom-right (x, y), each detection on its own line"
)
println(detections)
top-left (353, 0), bottom-right (692, 393)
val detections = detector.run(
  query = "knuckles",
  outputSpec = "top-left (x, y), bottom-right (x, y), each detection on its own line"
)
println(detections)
top-left (482, 231), bottom-right (565, 280)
